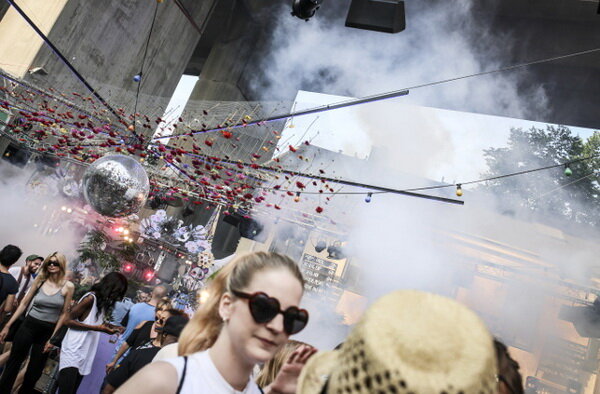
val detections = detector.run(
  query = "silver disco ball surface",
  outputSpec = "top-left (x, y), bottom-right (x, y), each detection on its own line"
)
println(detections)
top-left (82, 155), bottom-right (149, 217)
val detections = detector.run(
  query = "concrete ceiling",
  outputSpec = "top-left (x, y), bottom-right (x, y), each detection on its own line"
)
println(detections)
top-left (470, 0), bottom-right (600, 129)
top-left (187, 0), bottom-right (600, 129)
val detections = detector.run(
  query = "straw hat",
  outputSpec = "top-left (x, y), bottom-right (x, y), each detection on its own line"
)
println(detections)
top-left (298, 290), bottom-right (497, 394)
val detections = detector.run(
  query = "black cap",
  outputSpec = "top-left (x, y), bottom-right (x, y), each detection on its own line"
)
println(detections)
top-left (26, 254), bottom-right (43, 262)
top-left (162, 315), bottom-right (189, 337)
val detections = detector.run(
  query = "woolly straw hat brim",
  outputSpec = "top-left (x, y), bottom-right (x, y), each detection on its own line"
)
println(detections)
top-left (297, 290), bottom-right (497, 394)
top-left (298, 351), bottom-right (338, 393)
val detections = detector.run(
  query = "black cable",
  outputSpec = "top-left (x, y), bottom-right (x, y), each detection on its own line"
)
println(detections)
top-left (403, 156), bottom-right (596, 192)
top-left (153, 46), bottom-right (600, 142)
top-left (131, 1), bottom-right (160, 143)
top-left (261, 154), bottom-right (599, 196)
top-left (172, 0), bottom-right (209, 35)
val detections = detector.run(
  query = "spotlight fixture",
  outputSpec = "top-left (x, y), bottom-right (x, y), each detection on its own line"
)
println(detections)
top-left (182, 204), bottom-right (195, 218)
top-left (314, 240), bottom-right (327, 253)
top-left (143, 269), bottom-right (155, 282)
top-left (123, 262), bottom-right (134, 273)
top-left (291, 0), bottom-right (323, 21)
top-left (148, 195), bottom-right (164, 210)
top-left (327, 243), bottom-right (346, 260)
top-left (239, 217), bottom-right (264, 241)
top-left (28, 66), bottom-right (48, 75)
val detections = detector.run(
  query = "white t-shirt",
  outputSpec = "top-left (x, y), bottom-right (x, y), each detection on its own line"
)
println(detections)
top-left (163, 350), bottom-right (263, 394)
top-left (153, 342), bottom-right (178, 362)
top-left (8, 266), bottom-right (34, 298)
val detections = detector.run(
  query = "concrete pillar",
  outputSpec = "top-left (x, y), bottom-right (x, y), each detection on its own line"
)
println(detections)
top-left (19, 0), bottom-right (218, 139)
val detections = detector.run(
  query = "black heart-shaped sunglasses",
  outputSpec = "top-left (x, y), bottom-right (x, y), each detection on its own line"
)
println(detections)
top-left (231, 290), bottom-right (309, 335)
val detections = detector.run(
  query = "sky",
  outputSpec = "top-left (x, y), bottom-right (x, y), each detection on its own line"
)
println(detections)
top-left (159, 74), bottom-right (597, 188)
top-left (275, 90), bottom-right (598, 184)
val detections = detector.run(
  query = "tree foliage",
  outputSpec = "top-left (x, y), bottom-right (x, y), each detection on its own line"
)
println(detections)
top-left (77, 229), bottom-right (119, 271)
top-left (481, 125), bottom-right (599, 227)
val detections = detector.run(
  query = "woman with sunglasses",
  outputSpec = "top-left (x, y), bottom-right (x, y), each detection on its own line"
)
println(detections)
top-left (0, 252), bottom-right (74, 393)
top-left (117, 251), bottom-right (309, 394)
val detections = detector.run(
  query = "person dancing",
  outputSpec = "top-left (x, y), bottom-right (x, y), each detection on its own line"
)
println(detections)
top-left (58, 272), bottom-right (129, 394)
top-left (0, 252), bottom-right (74, 393)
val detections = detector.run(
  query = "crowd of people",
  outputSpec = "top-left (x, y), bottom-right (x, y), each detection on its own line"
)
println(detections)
top-left (0, 244), bottom-right (525, 394)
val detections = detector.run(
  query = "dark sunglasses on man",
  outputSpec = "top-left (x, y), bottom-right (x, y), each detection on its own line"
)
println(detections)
top-left (231, 289), bottom-right (309, 335)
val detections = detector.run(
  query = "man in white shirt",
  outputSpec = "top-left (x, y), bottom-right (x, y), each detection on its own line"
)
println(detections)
top-left (8, 254), bottom-right (42, 307)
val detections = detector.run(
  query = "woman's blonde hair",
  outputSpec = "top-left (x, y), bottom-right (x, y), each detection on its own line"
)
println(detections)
top-left (178, 252), bottom-right (304, 356)
top-left (36, 252), bottom-right (67, 283)
top-left (256, 340), bottom-right (306, 387)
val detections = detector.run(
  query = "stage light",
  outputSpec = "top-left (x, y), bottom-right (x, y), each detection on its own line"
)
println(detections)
top-left (143, 269), bottom-right (155, 281)
top-left (315, 240), bottom-right (327, 253)
top-left (238, 217), bottom-right (265, 241)
top-left (291, 0), bottom-right (322, 21)
top-left (182, 204), bottom-right (195, 217)
top-left (327, 242), bottom-right (346, 259)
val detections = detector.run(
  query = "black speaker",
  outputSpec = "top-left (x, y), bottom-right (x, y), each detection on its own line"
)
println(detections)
top-left (2, 143), bottom-right (31, 167)
top-left (238, 217), bottom-right (266, 242)
top-left (156, 254), bottom-right (181, 283)
top-left (223, 213), bottom-right (242, 227)
top-left (345, 0), bottom-right (406, 33)
top-left (559, 302), bottom-right (600, 338)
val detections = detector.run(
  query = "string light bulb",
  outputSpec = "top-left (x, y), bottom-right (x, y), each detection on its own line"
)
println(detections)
top-left (365, 192), bottom-right (372, 203)
top-left (564, 165), bottom-right (573, 177)
top-left (456, 184), bottom-right (463, 197)
top-left (294, 192), bottom-right (301, 202)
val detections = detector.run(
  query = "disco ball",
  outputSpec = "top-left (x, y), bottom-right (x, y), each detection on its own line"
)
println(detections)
top-left (82, 155), bottom-right (149, 217)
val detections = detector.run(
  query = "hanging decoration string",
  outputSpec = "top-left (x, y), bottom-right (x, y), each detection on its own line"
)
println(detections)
top-left (256, 155), bottom-right (599, 196)
top-left (153, 46), bottom-right (600, 142)
top-left (131, 1), bottom-right (160, 142)
top-left (5, 0), bottom-right (128, 135)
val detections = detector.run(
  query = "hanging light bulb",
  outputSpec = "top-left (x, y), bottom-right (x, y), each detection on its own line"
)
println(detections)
top-left (456, 184), bottom-right (463, 197)
top-left (294, 192), bottom-right (301, 202)
top-left (365, 192), bottom-right (372, 203)
top-left (564, 165), bottom-right (573, 177)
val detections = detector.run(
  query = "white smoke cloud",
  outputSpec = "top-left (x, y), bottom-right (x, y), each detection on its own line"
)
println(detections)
top-left (251, 0), bottom-right (547, 120)
top-left (241, 3), bottom-right (600, 379)
top-left (0, 161), bottom-right (86, 268)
